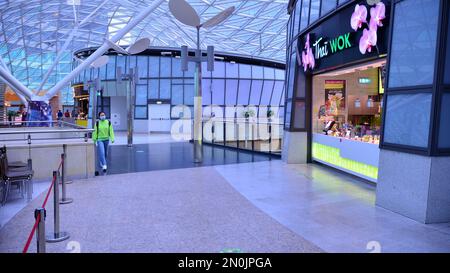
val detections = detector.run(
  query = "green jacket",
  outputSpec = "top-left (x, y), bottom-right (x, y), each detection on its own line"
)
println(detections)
top-left (92, 119), bottom-right (115, 142)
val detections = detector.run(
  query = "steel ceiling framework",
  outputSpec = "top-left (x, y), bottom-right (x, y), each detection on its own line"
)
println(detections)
top-left (0, 0), bottom-right (289, 104)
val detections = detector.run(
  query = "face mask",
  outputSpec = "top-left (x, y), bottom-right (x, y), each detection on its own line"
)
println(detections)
top-left (100, 115), bottom-right (106, 120)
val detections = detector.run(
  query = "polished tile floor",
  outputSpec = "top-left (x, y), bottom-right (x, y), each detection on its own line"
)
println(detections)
top-left (214, 161), bottom-right (450, 253)
top-left (98, 142), bottom-right (276, 175)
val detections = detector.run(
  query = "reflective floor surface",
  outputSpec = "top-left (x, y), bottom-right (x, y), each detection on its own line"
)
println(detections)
top-left (98, 142), bottom-right (277, 175)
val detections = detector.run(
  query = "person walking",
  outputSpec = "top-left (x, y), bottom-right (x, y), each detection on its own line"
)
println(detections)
top-left (57, 109), bottom-right (63, 127)
top-left (92, 112), bottom-right (115, 172)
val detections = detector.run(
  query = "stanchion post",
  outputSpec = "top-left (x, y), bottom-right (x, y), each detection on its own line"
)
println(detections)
top-left (35, 208), bottom-right (46, 253)
top-left (60, 152), bottom-right (73, 204)
top-left (46, 171), bottom-right (70, 243)
top-left (60, 144), bottom-right (73, 185)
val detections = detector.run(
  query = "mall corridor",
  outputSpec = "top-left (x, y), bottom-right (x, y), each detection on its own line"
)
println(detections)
top-left (1, 157), bottom-right (449, 253)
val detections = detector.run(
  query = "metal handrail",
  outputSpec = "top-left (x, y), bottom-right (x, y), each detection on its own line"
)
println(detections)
top-left (0, 120), bottom-right (88, 130)
top-left (0, 128), bottom-right (93, 135)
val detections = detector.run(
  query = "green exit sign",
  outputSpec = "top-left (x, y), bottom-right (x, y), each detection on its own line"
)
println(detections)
top-left (359, 78), bottom-right (372, 84)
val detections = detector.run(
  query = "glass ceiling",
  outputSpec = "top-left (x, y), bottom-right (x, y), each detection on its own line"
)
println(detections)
top-left (0, 0), bottom-right (288, 104)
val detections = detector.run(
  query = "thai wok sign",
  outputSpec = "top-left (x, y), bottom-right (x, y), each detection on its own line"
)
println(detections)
top-left (297, 0), bottom-right (390, 73)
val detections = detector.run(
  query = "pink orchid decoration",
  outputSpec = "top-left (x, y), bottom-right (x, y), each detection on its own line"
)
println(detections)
top-left (369, 2), bottom-right (386, 28)
top-left (301, 34), bottom-right (315, 71)
top-left (359, 28), bottom-right (377, 54)
top-left (351, 4), bottom-right (368, 31)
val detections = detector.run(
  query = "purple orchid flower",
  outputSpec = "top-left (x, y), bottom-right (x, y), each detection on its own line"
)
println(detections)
top-left (359, 27), bottom-right (377, 54)
top-left (369, 2), bottom-right (386, 29)
top-left (301, 33), bottom-right (315, 71)
top-left (351, 4), bottom-right (368, 31)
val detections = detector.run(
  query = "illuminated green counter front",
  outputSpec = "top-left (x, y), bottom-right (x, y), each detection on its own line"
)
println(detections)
top-left (312, 133), bottom-right (379, 183)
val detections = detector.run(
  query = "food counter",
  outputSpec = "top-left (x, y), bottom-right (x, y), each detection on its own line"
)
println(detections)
top-left (312, 133), bottom-right (380, 183)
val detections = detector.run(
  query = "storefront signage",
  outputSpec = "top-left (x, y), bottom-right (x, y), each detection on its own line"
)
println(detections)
top-left (298, 0), bottom-right (389, 73)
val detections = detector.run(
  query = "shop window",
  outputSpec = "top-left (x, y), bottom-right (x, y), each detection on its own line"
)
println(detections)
top-left (287, 51), bottom-right (297, 100)
top-left (149, 57), bottom-right (159, 78)
top-left (439, 93), bottom-right (450, 148)
top-left (237, 80), bottom-right (251, 105)
top-left (225, 79), bottom-right (238, 105)
top-left (388, 0), bottom-right (439, 88)
top-left (383, 93), bottom-right (432, 148)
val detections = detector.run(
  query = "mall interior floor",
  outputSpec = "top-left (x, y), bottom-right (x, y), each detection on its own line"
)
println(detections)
top-left (1, 157), bottom-right (449, 253)
top-left (98, 141), bottom-right (276, 175)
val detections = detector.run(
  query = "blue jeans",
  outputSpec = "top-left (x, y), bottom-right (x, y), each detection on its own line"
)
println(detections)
top-left (97, 140), bottom-right (109, 168)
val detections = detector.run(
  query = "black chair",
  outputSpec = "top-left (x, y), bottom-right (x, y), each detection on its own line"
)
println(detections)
top-left (0, 146), bottom-right (28, 168)
top-left (0, 151), bottom-right (34, 205)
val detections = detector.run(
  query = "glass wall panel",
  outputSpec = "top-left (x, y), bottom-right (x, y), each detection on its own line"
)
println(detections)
top-left (159, 79), bottom-right (171, 99)
top-left (172, 57), bottom-right (183, 78)
top-left (149, 56), bottom-right (159, 78)
top-left (293, 0), bottom-right (301, 36)
top-left (388, 0), bottom-right (439, 88)
top-left (238, 80), bottom-right (251, 105)
top-left (135, 106), bottom-right (147, 119)
top-left (271, 81), bottom-right (284, 106)
top-left (309, 0), bottom-right (320, 23)
top-left (321, 0), bottom-right (336, 16)
top-left (137, 56), bottom-right (148, 79)
top-left (171, 81), bottom-right (184, 105)
top-left (239, 64), bottom-right (252, 78)
top-left (384, 93), bottom-right (432, 148)
top-left (116, 56), bottom-right (126, 74)
top-left (299, 0), bottom-right (310, 31)
top-left (211, 79), bottom-right (225, 105)
top-left (135, 84), bottom-right (148, 105)
top-left (185, 61), bottom-right (195, 78)
top-left (250, 80), bottom-right (263, 105)
top-left (252, 65), bottom-right (264, 79)
top-left (202, 78), bottom-right (212, 105)
top-left (106, 56), bottom-right (116, 79)
top-left (226, 62), bottom-right (239, 78)
top-left (149, 79), bottom-right (159, 99)
top-left (213, 61), bottom-right (225, 78)
top-left (439, 93), bottom-right (450, 148)
top-left (264, 67), bottom-right (275, 80)
top-left (261, 81), bottom-right (275, 105)
top-left (184, 79), bottom-right (195, 105)
top-left (275, 69), bottom-right (285, 80)
top-left (160, 57), bottom-right (171, 77)
top-left (225, 79), bottom-right (238, 105)
top-left (444, 5), bottom-right (450, 84)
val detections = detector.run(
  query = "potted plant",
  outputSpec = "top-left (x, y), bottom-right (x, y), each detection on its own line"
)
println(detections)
top-left (267, 109), bottom-right (274, 122)
top-left (242, 109), bottom-right (255, 119)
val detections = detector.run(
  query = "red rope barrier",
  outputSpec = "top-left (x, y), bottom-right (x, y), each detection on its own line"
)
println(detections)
top-left (22, 158), bottom-right (62, 253)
